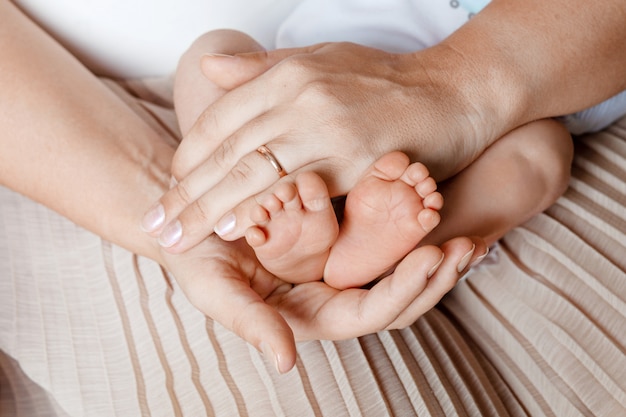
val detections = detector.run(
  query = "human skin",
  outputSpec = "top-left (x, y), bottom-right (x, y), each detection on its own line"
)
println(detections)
top-left (166, 28), bottom-right (571, 293)
top-left (145, 0), bottom-right (626, 254)
top-left (0, 1), bottom-right (487, 373)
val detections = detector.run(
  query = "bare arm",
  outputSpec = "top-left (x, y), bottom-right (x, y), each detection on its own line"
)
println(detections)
top-left (0, 1), bottom-right (171, 262)
top-left (441, 0), bottom-right (626, 141)
top-left (0, 3), bottom-right (492, 372)
top-left (147, 0), bottom-right (626, 252)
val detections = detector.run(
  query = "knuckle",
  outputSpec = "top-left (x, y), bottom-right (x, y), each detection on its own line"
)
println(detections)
top-left (173, 181), bottom-right (194, 206)
top-left (196, 106), bottom-right (220, 132)
top-left (189, 197), bottom-right (212, 224)
top-left (277, 54), bottom-right (312, 77)
top-left (171, 143), bottom-right (197, 180)
top-left (298, 79), bottom-right (337, 107)
top-left (211, 139), bottom-right (236, 172)
top-left (228, 158), bottom-right (255, 183)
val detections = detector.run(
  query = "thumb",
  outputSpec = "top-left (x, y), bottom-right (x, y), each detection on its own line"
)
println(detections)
top-left (199, 283), bottom-right (297, 374)
top-left (200, 44), bottom-right (326, 90)
top-left (230, 298), bottom-right (297, 375)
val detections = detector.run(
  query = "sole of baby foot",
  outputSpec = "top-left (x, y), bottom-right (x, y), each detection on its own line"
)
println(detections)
top-left (245, 172), bottom-right (339, 284)
top-left (323, 151), bottom-right (442, 289)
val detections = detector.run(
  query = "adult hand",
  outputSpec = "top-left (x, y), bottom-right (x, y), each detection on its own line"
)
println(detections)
top-left (144, 42), bottom-right (495, 253)
top-left (162, 233), bottom-right (486, 374)
top-left (271, 236), bottom-right (486, 341)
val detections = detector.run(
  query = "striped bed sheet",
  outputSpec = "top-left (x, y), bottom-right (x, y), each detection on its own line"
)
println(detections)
top-left (0, 77), bottom-right (624, 417)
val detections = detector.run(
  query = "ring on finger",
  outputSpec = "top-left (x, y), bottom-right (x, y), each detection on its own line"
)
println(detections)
top-left (256, 145), bottom-right (287, 178)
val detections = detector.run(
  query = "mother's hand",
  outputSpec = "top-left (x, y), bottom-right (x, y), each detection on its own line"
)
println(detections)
top-left (144, 42), bottom-right (491, 253)
top-left (163, 233), bottom-right (485, 374)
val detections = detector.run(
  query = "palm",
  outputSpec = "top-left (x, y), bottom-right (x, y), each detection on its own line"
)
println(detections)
top-left (163, 233), bottom-right (482, 373)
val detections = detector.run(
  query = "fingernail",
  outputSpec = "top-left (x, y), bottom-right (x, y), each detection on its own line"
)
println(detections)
top-left (457, 244), bottom-right (476, 273)
top-left (141, 203), bottom-right (165, 232)
top-left (470, 247), bottom-right (490, 267)
top-left (158, 220), bottom-right (183, 248)
top-left (169, 176), bottom-right (178, 189)
top-left (260, 342), bottom-right (284, 374)
top-left (214, 213), bottom-right (236, 236)
top-left (427, 254), bottom-right (445, 278)
top-left (203, 53), bottom-right (235, 58)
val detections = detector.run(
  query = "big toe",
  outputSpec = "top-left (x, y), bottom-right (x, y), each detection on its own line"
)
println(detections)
top-left (370, 151), bottom-right (411, 181)
top-left (296, 172), bottom-right (332, 212)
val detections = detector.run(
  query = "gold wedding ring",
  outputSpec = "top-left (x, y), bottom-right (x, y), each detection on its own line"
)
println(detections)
top-left (256, 145), bottom-right (287, 178)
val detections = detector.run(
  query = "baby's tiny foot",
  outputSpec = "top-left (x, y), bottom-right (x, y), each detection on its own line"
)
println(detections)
top-left (324, 151), bottom-right (443, 289)
top-left (245, 172), bottom-right (339, 283)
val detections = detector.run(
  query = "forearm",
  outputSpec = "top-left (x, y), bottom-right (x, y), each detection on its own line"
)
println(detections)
top-left (0, 2), bottom-right (172, 263)
top-left (427, 0), bottom-right (626, 141)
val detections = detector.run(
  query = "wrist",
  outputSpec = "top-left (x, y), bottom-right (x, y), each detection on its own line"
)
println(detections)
top-left (132, 153), bottom-right (172, 266)
top-left (397, 43), bottom-right (517, 179)
top-left (96, 136), bottom-right (173, 267)
top-left (430, 34), bottom-right (529, 144)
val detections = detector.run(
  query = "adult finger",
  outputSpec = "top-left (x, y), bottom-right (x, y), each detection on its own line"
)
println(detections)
top-left (152, 42), bottom-right (440, 251)
top-left (274, 244), bottom-right (447, 341)
top-left (154, 140), bottom-right (349, 253)
top-left (384, 236), bottom-right (488, 329)
top-left (172, 44), bottom-right (329, 181)
top-left (201, 44), bottom-right (328, 90)
top-left (170, 75), bottom-right (283, 182)
top-left (163, 240), bottom-right (297, 374)
top-left (152, 96), bottom-right (365, 252)
top-left (273, 236), bottom-right (487, 342)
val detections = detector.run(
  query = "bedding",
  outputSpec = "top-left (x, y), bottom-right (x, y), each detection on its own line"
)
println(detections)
top-left (0, 77), bottom-right (624, 417)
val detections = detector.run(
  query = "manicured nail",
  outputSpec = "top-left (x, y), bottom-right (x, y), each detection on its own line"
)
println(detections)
top-left (470, 247), bottom-right (490, 267)
top-left (260, 342), bottom-right (284, 374)
top-left (203, 53), bottom-right (235, 58)
top-left (141, 203), bottom-right (165, 232)
top-left (427, 254), bottom-right (445, 278)
top-left (214, 213), bottom-right (236, 236)
top-left (158, 220), bottom-right (183, 248)
top-left (457, 244), bottom-right (476, 273)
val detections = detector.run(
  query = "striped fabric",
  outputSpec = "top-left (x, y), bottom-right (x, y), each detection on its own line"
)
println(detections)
top-left (1, 78), bottom-right (624, 417)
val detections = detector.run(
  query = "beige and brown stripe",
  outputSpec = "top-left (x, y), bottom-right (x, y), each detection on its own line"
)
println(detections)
top-left (1, 78), bottom-right (624, 416)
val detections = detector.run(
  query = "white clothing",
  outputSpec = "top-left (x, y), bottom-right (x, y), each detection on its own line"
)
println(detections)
top-left (15, 0), bottom-right (304, 78)
top-left (276, 0), bottom-right (470, 52)
top-left (557, 92), bottom-right (626, 135)
top-left (16, 0), bottom-right (626, 134)
top-left (2, 3), bottom-right (626, 416)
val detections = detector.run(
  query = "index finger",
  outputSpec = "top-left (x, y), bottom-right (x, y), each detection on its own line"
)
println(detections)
top-left (165, 239), bottom-right (297, 374)
top-left (171, 43), bottom-right (329, 180)
top-left (171, 73), bottom-right (278, 182)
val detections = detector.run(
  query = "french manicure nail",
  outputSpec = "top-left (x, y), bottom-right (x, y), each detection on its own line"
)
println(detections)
top-left (158, 220), bottom-right (183, 248)
top-left (260, 342), bottom-right (283, 374)
top-left (427, 254), bottom-right (445, 278)
top-left (203, 53), bottom-right (235, 58)
top-left (470, 247), bottom-right (490, 267)
top-left (214, 213), bottom-right (236, 236)
top-left (457, 244), bottom-right (476, 273)
top-left (141, 203), bottom-right (165, 232)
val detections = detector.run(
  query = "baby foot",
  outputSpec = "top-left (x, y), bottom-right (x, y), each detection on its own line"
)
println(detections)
top-left (323, 151), bottom-right (443, 289)
top-left (245, 172), bottom-right (339, 284)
